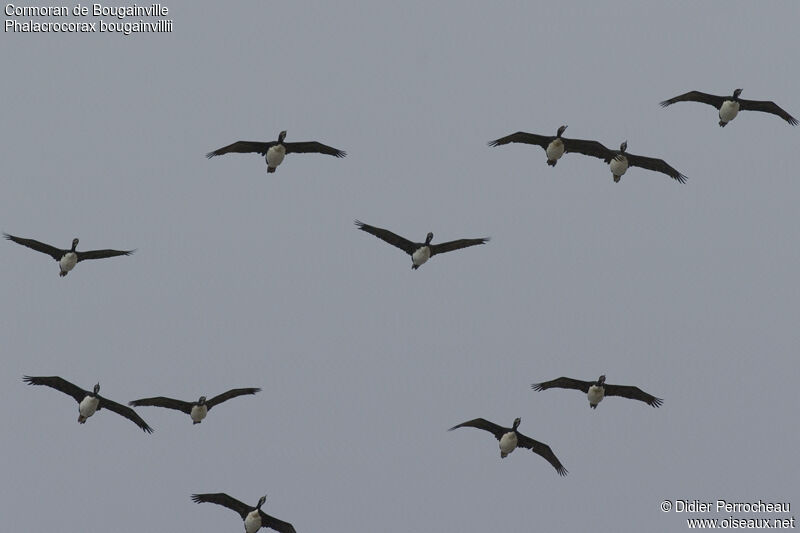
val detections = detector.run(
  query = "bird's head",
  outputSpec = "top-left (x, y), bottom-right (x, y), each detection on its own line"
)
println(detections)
top-left (619, 141), bottom-right (627, 153)
top-left (733, 88), bottom-right (743, 99)
top-left (425, 232), bottom-right (434, 245)
top-left (278, 130), bottom-right (287, 142)
top-left (512, 417), bottom-right (521, 430)
top-left (198, 396), bottom-right (207, 405)
top-left (597, 375), bottom-right (606, 385)
top-left (92, 383), bottom-right (100, 395)
top-left (71, 238), bottom-right (79, 250)
top-left (557, 125), bottom-right (568, 137)
top-left (257, 495), bottom-right (267, 509)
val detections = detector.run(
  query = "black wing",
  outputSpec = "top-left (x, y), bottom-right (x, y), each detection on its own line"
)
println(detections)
top-left (354, 220), bottom-right (416, 255)
top-left (23, 375), bottom-right (88, 403)
top-left (206, 387), bottom-right (262, 410)
top-left (260, 511), bottom-right (298, 533)
top-left (448, 418), bottom-right (507, 440)
top-left (659, 91), bottom-right (726, 109)
top-left (625, 153), bottom-right (688, 184)
top-left (128, 396), bottom-right (194, 414)
top-left (191, 493), bottom-right (251, 520)
top-left (603, 384), bottom-right (664, 408)
top-left (531, 377), bottom-right (594, 393)
top-left (283, 141), bottom-right (346, 158)
top-left (76, 249), bottom-right (135, 262)
top-left (4, 234), bottom-right (64, 261)
top-left (738, 98), bottom-right (798, 125)
top-left (429, 237), bottom-right (490, 257)
top-left (206, 141), bottom-right (276, 158)
top-left (97, 396), bottom-right (153, 433)
top-left (488, 131), bottom-right (552, 149)
top-left (515, 432), bottom-right (569, 476)
top-left (562, 138), bottom-right (613, 159)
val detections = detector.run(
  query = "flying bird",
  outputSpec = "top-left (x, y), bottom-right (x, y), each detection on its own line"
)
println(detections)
top-left (572, 141), bottom-right (687, 184)
top-left (660, 88), bottom-right (797, 127)
top-left (532, 374), bottom-right (663, 409)
top-left (4, 233), bottom-right (133, 277)
top-left (206, 130), bottom-right (346, 173)
top-left (191, 493), bottom-right (296, 533)
top-left (448, 417), bottom-right (567, 476)
top-left (22, 376), bottom-right (153, 433)
top-left (488, 125), bottom-right (612, 167)
top-left (129, 387), bottom-right (261, 424)
top-left (354, 220), bottom-right (489, 270)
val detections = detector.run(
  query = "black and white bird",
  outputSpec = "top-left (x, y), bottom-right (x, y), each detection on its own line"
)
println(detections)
top-left (448, 417), bottom-right (567, 476)
top-left (129, 387), bottom-right (261, 424)
top-left (206, 130), bottom-right (346, 173)
top-left (22, 376), bottom-right (153, 433)
top-left (660, 88), bottom-right (798, 127)
top-left (191, 493), bottom-right (296, 533)
top-left (488, 125), bottom-right (612, 167)
top-left (354, 220), bottom-right (489, 270)
top-left (4, 233), bottom-right (134, 277)
top-left (582, 141), bottom-right (688, 184)
top-left (532, 374), bottom-right (663, 409)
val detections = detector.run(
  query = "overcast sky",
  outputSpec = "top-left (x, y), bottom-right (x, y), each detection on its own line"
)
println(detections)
top-left (2, 1), bottom-right (798, 532)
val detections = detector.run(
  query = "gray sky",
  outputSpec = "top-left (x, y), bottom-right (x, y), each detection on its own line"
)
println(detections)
top-left (2, 1), bottom-right (798, 531)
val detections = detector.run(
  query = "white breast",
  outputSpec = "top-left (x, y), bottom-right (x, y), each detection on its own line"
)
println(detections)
top-left (545, 138), bottom-right (565, 161)
top-left (79, 395), bottom-right (100, 419)
top-left (609, 156), bottom-right (628, 180)
top-left (719, 100), bottom-right (740, 123)
top-left (587, 385), bottom-right (605, 406)
top-left (266, 144), bottom-right (286, 168)
top-left (499, 431), bottom-right (518, 456)
top-left (59, 252), bottom-right (78, 273)
top-left (190, 404), bottom-right (208, 423)
top-left (411, 246), bottom-right (431, 267)
top-left (244, 510), bottom-right (262, 533)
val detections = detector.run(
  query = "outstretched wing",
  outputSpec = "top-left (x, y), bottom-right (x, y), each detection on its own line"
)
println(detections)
top-left (448, 418), bottom-right (506, 440)
top-left (283, 141), bottom-right (346, 158)
top-left (603, 384), bottom-right (664, 407)
top-left (128, 396), bottom-right (194, 414)
top-left (191, 493), bottom-right (251, 520)
top-left (77, 249), bottom-right (135, 262)
top-left (625, 153), bottom-right (688, 184)
top-left (562, 138), bottom-right (613, 159)
top-left (738, 98), bottom-right (798, 125)
top-left (260, 511), bottom-right (298, 533)
top-left (206, 387), bottom-right (262, 410)
top-left (97, 396), bottom-right (153, 433)
top-left (354, 220), bottom-right (416, 255)
top-left (23, 375), bottom-right (88, 403)
top-left (4, 234), bottom-right (64, 261)
top-left (659, 91), bottom-right (726, 109)
top-left (429, 238), bottom-right (490, 257)
top-left (531, 377), bottom-right (594, 393)
top-left (206, 141), bottom-right (276, 158)
top-left (515, 433), bottom-right (568, 476)
top-left (487, 131), bottom-right (552, 149)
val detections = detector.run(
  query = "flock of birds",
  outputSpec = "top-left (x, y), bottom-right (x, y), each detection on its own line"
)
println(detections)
top-left (9, 87), bottom-right (796, 532)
